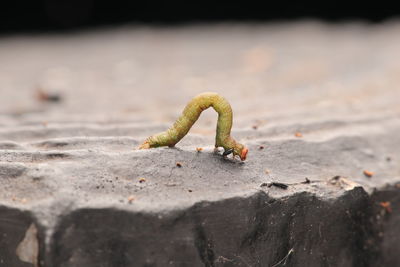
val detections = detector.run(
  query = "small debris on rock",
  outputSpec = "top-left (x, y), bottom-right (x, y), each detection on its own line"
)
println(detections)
top-left (165, 182), bottom-right (179, 187)
top-left (303, 177), bottom-right (311, 184)
top-left (127, 195), bottom-right (135, 204)
top-left (265, 169), bottom-right (270, 174)
top-left (36, 88), bottom-right (62, 103)
top-left (329, 176), bottom-right (359, 191)
top-left (260, 182), bottom-right (288, 189)
top-left (294, 132), bottom-right (303, 137)
top-left (380, 201), bottom-right (392, 213)
top-left (259, 145), bottom-right (264, 150)
top-left (251, 119), bottom-right (266, 130)
top-left (11, 196), bottom-right (28, 203)
top-left (188, 189), bottom-right (193, 193)
top-left (363, 170), bottom-right (374, 177)
top-left (196, 147), bottom-right (203, 152)
top-left (269, 182), bottom-right (289, 189)
top-left (386, 156), bottom-right (392, 162)
top-left (138, 177), bottom-right (146, 183)
top-left (176, 162), bottom-right (183, 167)
top-left (216, 256), bottom-right (234, 263)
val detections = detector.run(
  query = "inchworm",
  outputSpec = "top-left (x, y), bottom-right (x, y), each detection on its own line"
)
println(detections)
top-left (139, 92), bottom-right (248, 161)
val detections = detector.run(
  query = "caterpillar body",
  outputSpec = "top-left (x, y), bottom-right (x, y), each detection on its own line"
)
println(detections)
top-left (139, 92), bottom-right (248, 161)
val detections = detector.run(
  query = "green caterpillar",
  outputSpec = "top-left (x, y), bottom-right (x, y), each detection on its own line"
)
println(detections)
top-left (139, 92), bottom-right (248, 161)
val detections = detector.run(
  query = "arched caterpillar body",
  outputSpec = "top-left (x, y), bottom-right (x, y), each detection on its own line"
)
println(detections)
top-left (139, 92), bottom-right (248, 161)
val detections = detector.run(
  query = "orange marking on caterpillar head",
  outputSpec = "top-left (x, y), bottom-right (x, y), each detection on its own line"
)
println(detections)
top-left (240, 147), bottom-right (248, 161)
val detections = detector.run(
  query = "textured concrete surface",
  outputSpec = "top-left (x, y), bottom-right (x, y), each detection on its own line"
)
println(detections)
top-left (0, 21), bottom-right (399, 266)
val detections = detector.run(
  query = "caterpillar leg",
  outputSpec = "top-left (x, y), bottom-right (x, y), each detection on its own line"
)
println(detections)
top-left (222, 148), bottom-right (234, 156)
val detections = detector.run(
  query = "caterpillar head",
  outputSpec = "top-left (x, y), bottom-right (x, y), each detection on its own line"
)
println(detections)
top-left (233, 144), bottom-right (248, 161)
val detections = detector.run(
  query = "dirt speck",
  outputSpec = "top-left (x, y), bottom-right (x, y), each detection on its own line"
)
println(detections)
top-left (127, 195), bottom-right (135, 203)
top-left (380, 201), bottom-right (392, 213)
top-left (295, 132), bottom-right (303, 137)
top-left (260, 182), bottom-right (288, 189)
top-left (36, 88), bottom-right (62, 103)
top-left (363, 170), bottom-right (374, 177)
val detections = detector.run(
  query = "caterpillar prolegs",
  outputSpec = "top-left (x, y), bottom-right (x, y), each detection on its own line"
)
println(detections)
top-left (139, 92), bottom-right (248, 161)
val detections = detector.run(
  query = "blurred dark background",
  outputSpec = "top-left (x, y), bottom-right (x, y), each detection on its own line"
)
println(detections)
top-left (1, 0), bottom-right (399, 33)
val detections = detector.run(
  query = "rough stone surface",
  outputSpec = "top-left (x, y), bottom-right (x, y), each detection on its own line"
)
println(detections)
top-left (0, 22), bottom-right (399, 266)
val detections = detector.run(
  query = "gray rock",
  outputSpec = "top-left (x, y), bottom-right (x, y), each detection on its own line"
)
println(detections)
top-left (0, 22), bottom-right (399, 266)
top-left (47, 189), bottom-right (375, 267)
